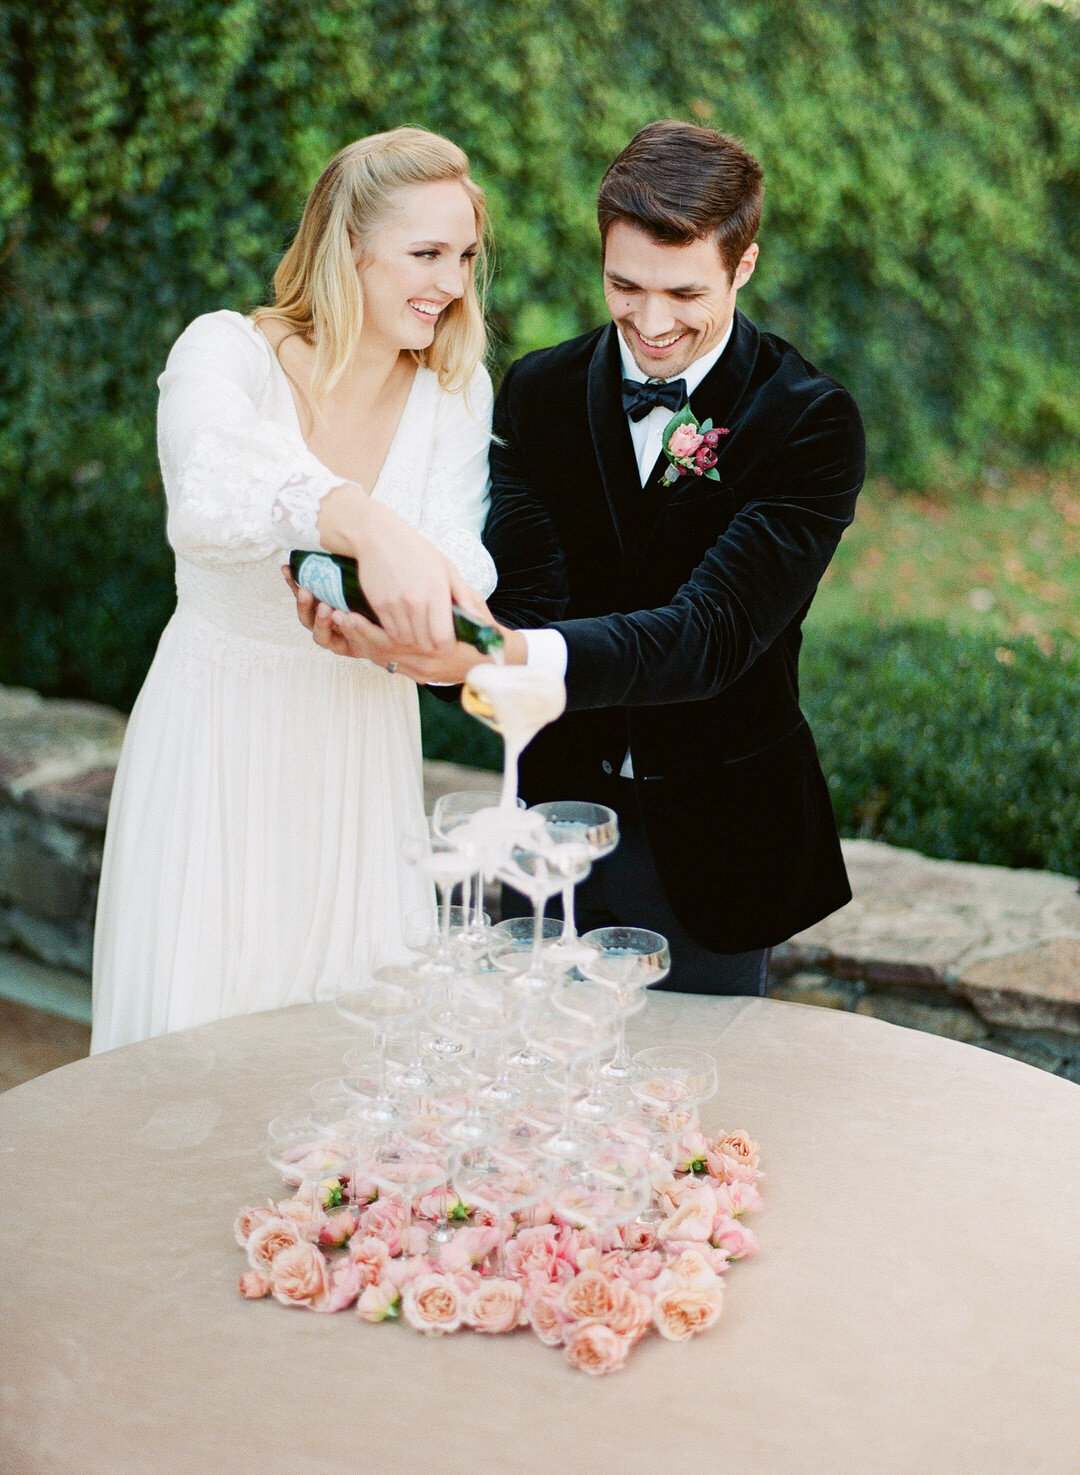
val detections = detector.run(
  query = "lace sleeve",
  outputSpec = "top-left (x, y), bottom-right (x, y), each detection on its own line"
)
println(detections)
top-left (417, 364), bottom-right (498, 599)
top-left (157, 312), bottom-right (342, 566)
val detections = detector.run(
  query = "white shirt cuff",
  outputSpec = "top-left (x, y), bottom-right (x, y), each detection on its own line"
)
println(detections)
top-left (521, 628), bottom-right (569, 678)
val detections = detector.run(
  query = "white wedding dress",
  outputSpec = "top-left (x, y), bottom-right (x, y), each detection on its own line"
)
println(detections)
top-left (90, 310), bottom-right (496, 1053)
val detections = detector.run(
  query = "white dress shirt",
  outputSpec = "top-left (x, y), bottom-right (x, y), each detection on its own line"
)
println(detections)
top-left (521, 321), bottom-right (733, 776)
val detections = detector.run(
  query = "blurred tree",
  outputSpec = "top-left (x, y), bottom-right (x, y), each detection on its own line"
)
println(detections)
top-left (1, 0), bottom-right (1077, 706)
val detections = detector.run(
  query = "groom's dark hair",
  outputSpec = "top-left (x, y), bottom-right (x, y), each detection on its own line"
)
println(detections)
top-left (597, 120), bottom-right (763, 279)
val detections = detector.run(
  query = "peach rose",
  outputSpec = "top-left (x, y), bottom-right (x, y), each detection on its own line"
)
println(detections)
top-left (668, 424), bottom-right (705, 461)
top-left (652, 1283), bottom-right (723, 1341)
top-left (233, 1204), bottom-right (275, 1248)
top-left (246, 1215), bottom-right (303, 1271)
top-left (275, 1195), bottom-right (327, 1241)
top-left (269, 1241), bottom-right (330, 1308)
top-left (615, 1250), bottom-right (665, 1288)
top-left (605, 1278), bottom-right (653, 1344)
top-left (464, 1279), bottom-right (524, 1335)
top-left (561, 1269), bottom-right (618, 1324)
top-left (708, 1131), bottom-right (762, 1185)
top-left (526, 1289), bottom-right (570, 1347)
top-left (713, 1180), bottom-right (764, 1218)
top-left (402, 1273), bottom-right (464, 1335)
top-left (357, 1280), bottom-right (399, 1323)
top-left (563, 1323), bottom-right (630, 1375)
top-left (238, 1269), bottom-right (270, 1299)
top-left (660, 1247), bottom-right (724, 1289)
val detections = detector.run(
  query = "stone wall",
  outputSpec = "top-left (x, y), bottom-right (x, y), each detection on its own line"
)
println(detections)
top-left (0, 686), bottom-right (123, 975)
top-left (2, 683), bottom-right (1079, 1082)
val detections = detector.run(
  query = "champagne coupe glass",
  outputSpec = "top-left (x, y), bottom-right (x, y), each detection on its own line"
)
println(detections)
top-left (528, 801), bottom-right (619, 967)
top-left (432, 789), bottom-right (518, 944)
top-left (401, 827), bottom-right (479, 972)
top-left (494, 842), bottom-right (588, 998)
top-left (460, 664), bottom-right (566, 820)
top-left (452, 1141), bottom-right (546, 1272)
top-left (580, 926), bottom-right (671, 1082)
top-left (431, 974), bottom-right (518, 1146)
top-left (402, 908), bottom-right (479, 1060)
top-left (403, 1097), bottom-right (467, 1247)
top-left (488, 914), bottom-right (565, 1075)
top-left (266, 1113), bottom-right (354, 1219)
top-left (361, 1132), bottom-right (445, 1249)
top-left (336, 977), bottom-right (423, 1129)
top-left (630, 1046), bottom-right (718, 1115)
top-left (524, 984), bottom-right (619, 1159)
top-left (548, 1154), bottom-right (651, 1236)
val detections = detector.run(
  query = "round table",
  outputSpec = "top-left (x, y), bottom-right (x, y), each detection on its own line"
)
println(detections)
top-left (3, 995), bottom-right (1079, 1474)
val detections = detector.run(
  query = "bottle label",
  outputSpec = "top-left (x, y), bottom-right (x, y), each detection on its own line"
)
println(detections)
top-left (294, 553), bottom-right (348, 612)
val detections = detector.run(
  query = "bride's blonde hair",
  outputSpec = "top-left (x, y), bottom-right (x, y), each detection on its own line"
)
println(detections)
top-left (255, 127), bottom-right (489, 401)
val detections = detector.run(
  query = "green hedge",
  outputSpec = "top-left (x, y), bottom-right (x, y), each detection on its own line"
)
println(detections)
top-left (2, 2), bottom-right (1079, 709)
top-left (421, 621), bottom-right (1080, 878)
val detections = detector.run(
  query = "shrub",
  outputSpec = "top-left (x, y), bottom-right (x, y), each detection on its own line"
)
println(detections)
top-left (801, 620), bottom-right (1080, 876)
top-left (1, 1), bottom-right (1078, 709)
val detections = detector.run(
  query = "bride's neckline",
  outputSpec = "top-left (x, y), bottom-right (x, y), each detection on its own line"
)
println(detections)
top-left (250, 318), bottom-right (426, 499)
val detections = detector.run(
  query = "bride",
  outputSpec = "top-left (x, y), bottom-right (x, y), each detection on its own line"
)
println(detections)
top-left (91, 128), bottom-right (497, 1053)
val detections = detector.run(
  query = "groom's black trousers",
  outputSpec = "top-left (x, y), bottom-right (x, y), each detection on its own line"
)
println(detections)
top-left (501, 776), bottom-right (770, 997)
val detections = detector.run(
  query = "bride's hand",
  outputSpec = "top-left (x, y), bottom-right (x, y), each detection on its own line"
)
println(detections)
top-left (350, 499), bottom-right (457, 652)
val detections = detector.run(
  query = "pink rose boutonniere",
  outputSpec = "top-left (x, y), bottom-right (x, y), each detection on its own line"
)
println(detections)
top-left (660, 405), bottom-right (729, 487)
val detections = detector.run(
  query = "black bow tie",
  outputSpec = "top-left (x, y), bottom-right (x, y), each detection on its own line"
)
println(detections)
top-left (621, 377), bottom-right (688, 422)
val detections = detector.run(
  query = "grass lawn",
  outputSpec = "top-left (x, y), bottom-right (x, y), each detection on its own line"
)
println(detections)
top-left (806, 468), bottom-right (1080, 653)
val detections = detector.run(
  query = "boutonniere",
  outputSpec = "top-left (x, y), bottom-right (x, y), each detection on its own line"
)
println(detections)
top-left (660, 406), bottom-right (729, 487)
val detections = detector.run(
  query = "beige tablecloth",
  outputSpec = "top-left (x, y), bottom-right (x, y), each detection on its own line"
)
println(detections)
top-left (2, 995), bottom-right (1079, 1474)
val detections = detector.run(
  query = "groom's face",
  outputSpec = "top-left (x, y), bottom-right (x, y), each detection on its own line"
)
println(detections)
top-left (603, 221), bottom-right (758, 380)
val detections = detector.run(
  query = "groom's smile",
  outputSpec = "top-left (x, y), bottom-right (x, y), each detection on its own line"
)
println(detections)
top-left (603, 220), bottom-right (757, 380)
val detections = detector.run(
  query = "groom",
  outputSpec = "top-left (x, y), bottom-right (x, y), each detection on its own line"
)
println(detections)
top-left (302, 120), bottom-right (865, 995)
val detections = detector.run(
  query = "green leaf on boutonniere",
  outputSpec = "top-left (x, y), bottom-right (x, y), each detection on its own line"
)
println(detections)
top-left (705, 468), bottom-right (721, 480)
top-left (661, 404), bottom-right (697, 442)
top-left (699, 417), bottom-right (713, 432)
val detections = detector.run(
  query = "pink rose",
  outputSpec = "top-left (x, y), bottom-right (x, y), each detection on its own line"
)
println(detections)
top-left (513, 1199), bottom-right (554, 1229)
top-left (657, 1198), bottom-right (716, 1244)
top-left (563, 1323), bottom-right (630, 1375)
top-left (561, 1270), bottom-right (618, 1324)
top-left (246, 1215), bottom-right (303, 1272)
top-left (357, 1280), bottom-right (399, 1323)
top-left (652, 1283), bottom-right (723, 1341)
top-left (401, 1224), bottom-right (431, 1258)
top-left (233, 1204), bottom-right (275, 1248)
top-left (437, 1225), bottom-right (501, 1275)
top-left (238, 1269), bottom-right (271, 1299)
top-left (350, 1174), bottom-right (378, 1206)
top-left (464, 1279), bottom-right (524, 1335)
top-left (673, 1131), bottom-right (711, 1175)
top-left (269, 1241), bottom-right (330, 1308)
top-left (620, 1221), bottom-right (658, 1253)
top-left (385, 1254), bottom-right (434, 1290)
top-left (347, 1234), bottom-right (391, 1287)
top-left (358, 1199), bottom-right (407, 1256)
top-left (615, 1250), bottom-right (665, 1288)
top-left (402, 1273), bottom-right (464, 1335)
top-left (708, 1131), bottom-right (762, 1185)
top-left (503, 1224), bottom-right (560, 1283)
top-left (526, 1288), bottom-right (570, 1346)
top-left (315, 1258), bottom-right (364, 1314)
top-left (713, 1180), bottom-right (764, 1218)
top-left (415, 1190), bottom-right (450, 1221)
top-left (668, 424), bottom-right (705, 461)
top-left (712, 1217), bottom-right (759, 1259)
top-left (318, 1207), bottom-right (358, 1248)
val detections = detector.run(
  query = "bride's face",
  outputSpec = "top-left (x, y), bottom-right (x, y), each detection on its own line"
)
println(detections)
top-left (357, 180), bottom-right (479, 354)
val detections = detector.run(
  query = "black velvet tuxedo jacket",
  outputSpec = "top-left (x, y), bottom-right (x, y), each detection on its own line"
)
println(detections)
top-left (483, 309), bottom-right (866, 953)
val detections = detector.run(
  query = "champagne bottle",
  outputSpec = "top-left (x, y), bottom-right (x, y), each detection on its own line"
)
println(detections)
top-left (288, 550), bottom-right (504, 660)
